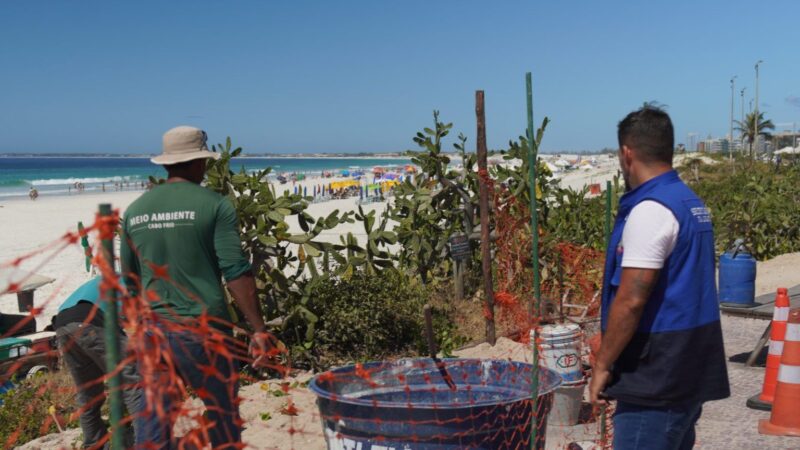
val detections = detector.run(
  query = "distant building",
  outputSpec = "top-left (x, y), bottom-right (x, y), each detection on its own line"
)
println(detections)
top-left (708, 138), bottom-right (729, 154)
top-left (697, 141), bottom-right (706, 152)
top-left (774, 131), bottom-right (800, 149)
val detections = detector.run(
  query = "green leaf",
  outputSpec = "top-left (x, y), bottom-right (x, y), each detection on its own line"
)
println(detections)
top-left (257, 235), bottom-right (278, 246)
top-left (267, 211), bottom-right (285, 222)
top-left (298, 214), bottom-right (310, 232)
top-left (303, 244), bottom-right (322, 258)
top-left (287, 234), bottom-right (311, 244)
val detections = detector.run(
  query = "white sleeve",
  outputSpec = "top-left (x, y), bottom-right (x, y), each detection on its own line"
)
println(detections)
top-left (621, 200), bottom-right (679, 269)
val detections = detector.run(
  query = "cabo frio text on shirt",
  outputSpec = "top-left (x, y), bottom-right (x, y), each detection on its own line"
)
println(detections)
top-left (129, 210), bottom-right (197, 230)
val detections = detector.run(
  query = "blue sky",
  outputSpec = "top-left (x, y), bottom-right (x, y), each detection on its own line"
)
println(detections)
top-left (1, 1), bottom-right (798, 154)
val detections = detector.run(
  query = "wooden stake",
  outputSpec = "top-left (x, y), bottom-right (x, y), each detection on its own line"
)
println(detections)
top-left (476, 90), bottom-right (496, 345)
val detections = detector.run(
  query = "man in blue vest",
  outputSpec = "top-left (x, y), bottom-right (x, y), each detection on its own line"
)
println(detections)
top-left (53, 277), bottom-right (144, 448)
top-left (588, 106), bottom-right (729, 449)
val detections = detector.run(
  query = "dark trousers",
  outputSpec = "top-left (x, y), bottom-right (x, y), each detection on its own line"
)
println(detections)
top-left (613, 401), bottom-right (703, 450)
top-left (56, 322), bottom-right (144, 449)
top-left (139, 328), bottom-right (241, 449)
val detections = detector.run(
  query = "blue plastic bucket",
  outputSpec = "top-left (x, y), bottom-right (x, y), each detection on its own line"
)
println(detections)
top-left (310, 358), bottom-right (562, 450)
top-left (719, 251), bottom-right (757, 307)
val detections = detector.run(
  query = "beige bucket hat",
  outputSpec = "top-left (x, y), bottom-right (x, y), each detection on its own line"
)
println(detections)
top-left (151, 126), bottom-right (221, 165)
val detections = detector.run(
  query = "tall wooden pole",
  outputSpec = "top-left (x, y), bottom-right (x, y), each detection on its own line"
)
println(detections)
top-left (476, 90), bottom-right (496, 345)
top-left (526, 72), bottom-right (541, 450)
top-left (99, 204), bottom-right (123, 450)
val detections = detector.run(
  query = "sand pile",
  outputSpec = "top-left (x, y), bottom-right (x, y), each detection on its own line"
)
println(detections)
top-left (453, 336), bottom-right (531, 363)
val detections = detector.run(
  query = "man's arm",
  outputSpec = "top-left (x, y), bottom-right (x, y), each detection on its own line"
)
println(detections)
top-left (589, 267), bottom-right (660, 404)
top-left (226, 274), bottom-right (265, 333)
top-left (227, 274), bottom-right (286, 370)
top-left (213, 199), bottom-right (285, 369)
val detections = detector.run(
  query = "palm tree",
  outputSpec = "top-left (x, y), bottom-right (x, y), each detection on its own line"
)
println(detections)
top-left (735, 111), bottom-right (775, 159)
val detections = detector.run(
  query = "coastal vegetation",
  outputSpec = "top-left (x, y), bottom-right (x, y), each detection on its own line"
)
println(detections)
top-left (680, 155), bottom-right (800, 260)
top-left (203, 112), bottom-right (612, 369)
top-left (200, 116), bottom-right (800, 370)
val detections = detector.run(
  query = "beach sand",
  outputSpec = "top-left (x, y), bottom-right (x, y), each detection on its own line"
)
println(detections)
top-left (0, 175), bottom-right (390, 325)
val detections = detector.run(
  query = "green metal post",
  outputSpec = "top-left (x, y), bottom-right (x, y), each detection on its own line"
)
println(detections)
top-left (99, 204), bottom-right (124, 450)
top-left (600, 180), bottom-right (613, 447)
top-left (526, 72), bottom-right (541, 449)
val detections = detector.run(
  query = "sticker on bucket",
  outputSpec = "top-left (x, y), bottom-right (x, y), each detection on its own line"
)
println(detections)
top-left (325, 427), bottom-right (413, 450)
top-left (556, 353), bottom-right (579, 369)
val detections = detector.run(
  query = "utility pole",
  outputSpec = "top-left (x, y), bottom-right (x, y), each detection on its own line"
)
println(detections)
top-left (740, 87), bottom-right (746, 156)
top-left (754, 60), bottom-right (763, 160)
top-left (730, 76), bottom-right (736, 162)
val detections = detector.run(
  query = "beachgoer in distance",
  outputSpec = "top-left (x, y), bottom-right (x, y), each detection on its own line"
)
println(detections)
top-left (28, 186), bottom-right (38, 200)
top-left (589, 107), bottom-right (730, 449)
top-left (53, 276), bottom-right (144, 448)
top-left (120, 126), bottom-right (281, 449)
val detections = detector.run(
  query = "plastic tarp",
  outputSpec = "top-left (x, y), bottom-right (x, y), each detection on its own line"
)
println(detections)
top-left (330, 180), bottom-right (360, 190)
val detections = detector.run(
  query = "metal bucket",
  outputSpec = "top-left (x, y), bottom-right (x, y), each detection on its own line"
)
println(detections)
top-left (310, 358), bottom-right (562, 449)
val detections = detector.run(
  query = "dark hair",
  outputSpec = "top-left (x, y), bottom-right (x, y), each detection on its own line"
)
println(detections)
top-left (164, 159), bottom-right (204, 177)
top-left (617, 106), bottom-right (674, 164)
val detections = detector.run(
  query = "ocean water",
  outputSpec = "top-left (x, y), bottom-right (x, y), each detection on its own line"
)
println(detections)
top-left (0, 156), bottom-right (412, 198)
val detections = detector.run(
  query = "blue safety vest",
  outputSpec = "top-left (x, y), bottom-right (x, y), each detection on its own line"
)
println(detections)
top-left (601, 170), bottom-right (730, 407)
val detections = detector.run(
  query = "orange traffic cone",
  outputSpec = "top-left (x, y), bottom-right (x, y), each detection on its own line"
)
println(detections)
top-left (759, 308), bottom-right (800, 436)
top-left (747, 288), bottom-right (790, 411)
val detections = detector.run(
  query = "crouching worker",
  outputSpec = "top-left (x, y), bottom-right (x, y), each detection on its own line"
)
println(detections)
top-left (53, 276), bottom-right (144, 449)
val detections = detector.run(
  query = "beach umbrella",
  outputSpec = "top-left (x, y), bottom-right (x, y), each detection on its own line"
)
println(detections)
top-left (78, 221), bottom-right (92, 272)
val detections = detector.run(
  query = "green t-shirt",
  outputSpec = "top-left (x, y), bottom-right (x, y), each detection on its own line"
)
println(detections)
top-left (120, 181), bottom-right (251, 324)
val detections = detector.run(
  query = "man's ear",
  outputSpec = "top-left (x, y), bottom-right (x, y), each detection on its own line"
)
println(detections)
top-left (621, 144), bottom-right (634, 167)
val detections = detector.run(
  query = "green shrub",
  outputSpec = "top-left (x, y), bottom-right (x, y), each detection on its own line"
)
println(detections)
top-left (684, 159), bottom-right (800, 260)
top-left (304, 271), bottom-right (428, 367)
top-left (0, 371), bottom-right (79, 448)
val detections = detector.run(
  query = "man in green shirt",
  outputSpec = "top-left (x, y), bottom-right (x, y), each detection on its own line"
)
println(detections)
top-left (121, 126), bottom-right (275, 449)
